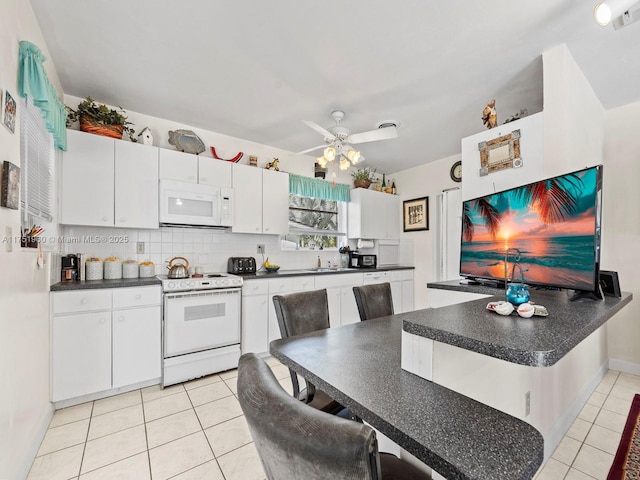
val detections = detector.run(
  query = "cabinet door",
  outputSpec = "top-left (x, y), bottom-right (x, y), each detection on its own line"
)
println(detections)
top-left (112, 305), bottom-right (161, 388)
top-left (114, 141), bottom-right (159, 229)
top-left (381, 194), bottom-right (400, 240)
top-left (60, 130), bottom-right (115, 226)
top-left (199, 157), bottom-right (232, 188)
top-left (402, 280), bottom-right (414, 312)
top-left (390, 281), bottom-right (403, 313)
top-left (232, 163), bottom-right (263, 233)
top-left (52, 312), bottom-right (111, 402)
top-left (241, 294), bottom-right (269, 354)
top-left (158, 149), bottom-right (198, 183)
top-left (325, 287), bottom-right (342, 328)
top-left (262, 169), bottom-right (289, 235)
top-left (340, 286), bottom-right (361, 325)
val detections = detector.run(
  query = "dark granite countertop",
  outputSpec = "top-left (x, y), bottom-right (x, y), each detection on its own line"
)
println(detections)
top-left (240, 265), bottom-right (414, 279)
top-left (50, 277), bottom-right (161, 291)
top-left (270, 318), bottom-right (544, 480)
top-left (405, 281), bottom-right (633, 366)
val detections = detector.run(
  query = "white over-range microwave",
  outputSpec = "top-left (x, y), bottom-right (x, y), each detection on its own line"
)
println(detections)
top-left (159, 179), bottom-right (233, 228)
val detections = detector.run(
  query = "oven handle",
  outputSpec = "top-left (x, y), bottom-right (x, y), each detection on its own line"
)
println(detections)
top-left (163, 288), bottom-right (242, 300)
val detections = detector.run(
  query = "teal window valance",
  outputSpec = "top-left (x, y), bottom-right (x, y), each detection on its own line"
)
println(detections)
top-left (18, 41), bottom-right (67, 150)
top-left (289, 174), bottom-right (350, 202)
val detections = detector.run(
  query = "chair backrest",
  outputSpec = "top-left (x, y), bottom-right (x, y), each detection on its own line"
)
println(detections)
top-left (238, 353), bottom-right (381, 480)
top-left (353, 283), bottom-right (394, 321)
top-left (272, 288), bottom-right (330, 337)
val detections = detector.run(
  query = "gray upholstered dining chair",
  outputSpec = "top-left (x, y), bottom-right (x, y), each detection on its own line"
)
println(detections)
top-left (272, 289), bottom-right (344, 415)
top-left (238, 353), bottom-right (432, 480)
top-left (353, 283), bottom-right (394, 321)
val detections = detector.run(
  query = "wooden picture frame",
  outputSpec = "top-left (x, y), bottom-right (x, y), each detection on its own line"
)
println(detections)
top-left (478, 129), bottom-right (522, 176)
top-left (2, 89), bottom-right (17, 134)
top-left (403, 196), bottom-right (429, 232)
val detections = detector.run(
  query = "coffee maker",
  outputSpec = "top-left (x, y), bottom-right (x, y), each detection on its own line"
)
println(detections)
top-left (61, 254), bottom-right (80, 282)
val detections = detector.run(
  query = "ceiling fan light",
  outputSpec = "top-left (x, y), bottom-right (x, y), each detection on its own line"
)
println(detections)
top-left (594, 0), bottom-right (638, 25)
top-left (317, 156), bottom-right (328, 168)
top-left (324, 146), bottom-right (336, 161)
top-left (339, 158), bottom-right (350, 170)
top-left (595, 2), bottom-right (613, 25)
top-left (347, 150), bottom-right (361, 164)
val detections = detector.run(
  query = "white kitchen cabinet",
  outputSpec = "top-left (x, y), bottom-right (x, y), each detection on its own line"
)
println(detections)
top-left (159, 149), bottom-right (232, 188)
top-left (241, 280), bottom-right (269, 354)
top-left (61, 129), bottom-right (159, 229)
top-left (52, 311), bottom-right (112, 402)
top-left (60, 129), bottom-right (115, 226)
top-left (232, 163), bottom-right (289, 235)
top-left (362, 269), bottom-right (414, 314)
top-left (316, 273), bottom-right (363, 327)
top-left (51, 285), bottom-right (162, 404)
top-left (267, 276), bottom-right (315, 345)
top-left (114, 140), bottom-right (159, 228)
top-left (348, 189), bottom-right (400, 240)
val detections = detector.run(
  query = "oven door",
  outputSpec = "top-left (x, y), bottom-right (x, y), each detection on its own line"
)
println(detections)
top-left (163, 288), bottom-right (241, 358)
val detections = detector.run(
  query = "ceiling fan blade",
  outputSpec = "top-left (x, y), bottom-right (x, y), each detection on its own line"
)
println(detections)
top-left (296, 144), bottom-right (327, 155)
top-left (302, 120), bottom-right (336, 140)
top-left (347, 126), bottom-right (398, 144)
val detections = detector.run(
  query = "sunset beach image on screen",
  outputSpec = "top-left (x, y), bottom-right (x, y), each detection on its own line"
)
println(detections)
top-left (460, 166), bottom-right (601, 291)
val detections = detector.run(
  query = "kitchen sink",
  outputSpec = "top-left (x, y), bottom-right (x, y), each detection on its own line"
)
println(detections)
top-left (304, 267), bottom-right (351, 273)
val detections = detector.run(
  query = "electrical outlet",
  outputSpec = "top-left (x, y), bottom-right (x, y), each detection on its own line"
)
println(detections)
top-left (257, 244), bottom-right (265, 254)
top-left (136, 242), bottom-right (145, 254)
top-left (525, 391), bottom-right (531, 417)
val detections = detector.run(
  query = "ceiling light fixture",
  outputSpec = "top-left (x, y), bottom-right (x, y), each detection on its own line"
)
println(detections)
top-left (594, 0), bottom-right (639, 26)
top-left (317, 140), bottom-right (362, 171)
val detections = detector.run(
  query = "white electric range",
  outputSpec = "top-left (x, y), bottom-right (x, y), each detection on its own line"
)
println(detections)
top-left (158, 273), bottom-right (243, 387)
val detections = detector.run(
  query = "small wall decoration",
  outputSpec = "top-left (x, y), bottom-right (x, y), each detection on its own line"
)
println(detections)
top-left (478, 129), bottom-right (522, 176)
top-left (403, 197), bottom-right (429, 232)
top-left (168, 129), bottom-right (205, 154)
top-left (2, 90), bottom-right (17, 134)
top-left (265, 158), bottom-right (280, 171)
top-left (1, 161), bottom-right (20, 210)
top-left (137, 127), bottom-right (154, 145)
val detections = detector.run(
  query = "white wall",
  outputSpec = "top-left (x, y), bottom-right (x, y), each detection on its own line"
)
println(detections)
top-left (0, 1), bottom-right (61, 478)
top-left (602, 101), bottom-right (640, 369)
top-left (391, 154), bottom-right (462, 309)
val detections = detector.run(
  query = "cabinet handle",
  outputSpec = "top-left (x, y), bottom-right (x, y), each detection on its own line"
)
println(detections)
top-left (256, 227), bottom-right (260, 232)
top-left (118, 315), bottom-right (125, 322)
top-left (99, 317), bottom-right (106, 324)
top-left (200, 177), bottom-right (207, 182)
top-left (120, 218), bottom-right (126, 223)
top-left (80, 298), bottom-right (88, 304)
top-left (102, 216), bottom-right (109, 221)
top-left (135, 294), bottom-right (142, 299)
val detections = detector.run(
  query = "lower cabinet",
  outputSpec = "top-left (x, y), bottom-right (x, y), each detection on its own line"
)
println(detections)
top-left (51, 286), bottom-right (162, 403)
top-left (316, 273), bottom-right (363, 327)
top-left (241, 280), bottom-right (269, 354)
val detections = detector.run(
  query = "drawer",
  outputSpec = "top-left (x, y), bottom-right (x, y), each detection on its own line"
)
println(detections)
top-left (363, 271), bottom-right (390, 285)
top-left (113, 286), bottom-right (162, 309)
top-left (291, 276), bottom-right (315, 292)
top-left (52, 290), bottom-right (112, 314)
top-left (268, 277), bottom-right (296, 294)
top-left (243, 279), bottom-right (268, 296)
top-left (315, 272), bottom-right (362, 288)
top-left (387, 271), bottom-right (403, 282)
top-left (400, 269), bottom-right (414, 281)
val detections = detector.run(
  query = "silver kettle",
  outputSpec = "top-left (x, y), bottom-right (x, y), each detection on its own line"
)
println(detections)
top-left (167, 256), bottom-right (190, 279)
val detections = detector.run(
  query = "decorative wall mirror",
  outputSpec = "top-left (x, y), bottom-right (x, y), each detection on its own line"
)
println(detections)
top-left (478, 129), bottom-right (522, 176)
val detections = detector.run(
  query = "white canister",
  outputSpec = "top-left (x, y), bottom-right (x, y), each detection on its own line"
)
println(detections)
top-left (86, 260), bottom-right (103, 280)
top-left (122, 261), bottom-right (138, 279)
top-left (139, 264), bottom-right (156, 278)
top-left (104, 260), bottom-right (122, 279)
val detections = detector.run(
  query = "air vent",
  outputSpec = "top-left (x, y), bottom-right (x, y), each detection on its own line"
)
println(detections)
top-left (377, 120), bottom-right (400, 129)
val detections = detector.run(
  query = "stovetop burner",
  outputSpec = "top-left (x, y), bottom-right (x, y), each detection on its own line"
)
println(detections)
top-left (158, 272), bottom-right (243, 292)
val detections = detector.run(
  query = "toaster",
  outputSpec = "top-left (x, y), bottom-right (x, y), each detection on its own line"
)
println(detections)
top-left (227, 257), bottom-right (257, 274)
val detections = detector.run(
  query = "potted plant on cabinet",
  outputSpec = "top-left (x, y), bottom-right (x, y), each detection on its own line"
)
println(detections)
top-left (351, 167), bottom-right (377, 189)
top-left (66, 96), bottom-right (136, 141)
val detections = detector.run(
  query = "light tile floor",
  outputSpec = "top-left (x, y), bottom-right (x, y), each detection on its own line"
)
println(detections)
top-left (28, 363), bottom-right (639, 480)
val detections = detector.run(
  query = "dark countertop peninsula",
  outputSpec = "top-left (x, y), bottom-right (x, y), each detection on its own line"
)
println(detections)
top-left (406, 280), bottom-right (633, 366)
top-left (271, 317), bottom-right (544, 480)
top-left (240, 265), bottom-right (414, 279)
top-left (50, 277), bottom-right (161, 291)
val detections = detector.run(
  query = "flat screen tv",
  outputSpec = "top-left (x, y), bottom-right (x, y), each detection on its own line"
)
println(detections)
top-left (459, 165), bottom-right (603, 298)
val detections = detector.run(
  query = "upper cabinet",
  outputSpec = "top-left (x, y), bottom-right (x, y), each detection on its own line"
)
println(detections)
top-left (61, 130), bottom-right (158, 229)
top-left (348, 188), bottom-right (400, 240)
top-left (232, 164), bottom-right (289, 235)
top-left (159, 149), bottom-right (232, 188)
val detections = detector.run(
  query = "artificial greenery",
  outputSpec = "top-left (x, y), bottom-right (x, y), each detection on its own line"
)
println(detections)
top-left (351, 167), bottom-right (377, 181)
top-left (66, 96), bottom-right (136, 141)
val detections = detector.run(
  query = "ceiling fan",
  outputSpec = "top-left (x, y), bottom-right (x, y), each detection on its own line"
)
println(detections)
top-left (298, 110), bottom-right (398, 170)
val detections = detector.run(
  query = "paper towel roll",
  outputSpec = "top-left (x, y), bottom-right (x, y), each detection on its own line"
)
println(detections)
top-left (357, 239), bottom-right (375, 249)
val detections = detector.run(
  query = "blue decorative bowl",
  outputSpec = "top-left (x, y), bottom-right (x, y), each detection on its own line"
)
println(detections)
top-left (265, 266), bottom-right (280, 273)
top-left (506, 283), bottom-right (530, 306)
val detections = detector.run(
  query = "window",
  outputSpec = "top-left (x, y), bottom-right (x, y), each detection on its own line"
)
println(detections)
top-left (20, 96), bottom-right (55, 226)
top-left (284, 194), bottom-right (346, 250)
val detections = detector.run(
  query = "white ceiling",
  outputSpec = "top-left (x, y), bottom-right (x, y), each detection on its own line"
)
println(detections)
top-left (30, 0), bottom-right (640, 175)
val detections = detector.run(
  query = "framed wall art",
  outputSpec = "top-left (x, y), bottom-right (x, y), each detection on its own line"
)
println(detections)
top-left (1, 161), bottom-right (20, 210)
top-left (2, 89), bottom-right (17, 134)
top-left (403, 196), bottom-right (429, 232)
top-left (478, 128), bottom-right (522, 176)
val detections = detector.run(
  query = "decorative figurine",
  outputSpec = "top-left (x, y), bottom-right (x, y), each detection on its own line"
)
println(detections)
top-left (168, 129), bottom-right (206, 154)
top-left (482, 100), bottom-right (498, 129)
top-left (210, 146), bottom-right (243, 162)
top-left (265, 158), bottom-right (280, 171)
top-left (137, 127), bottom-right (154, 146)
